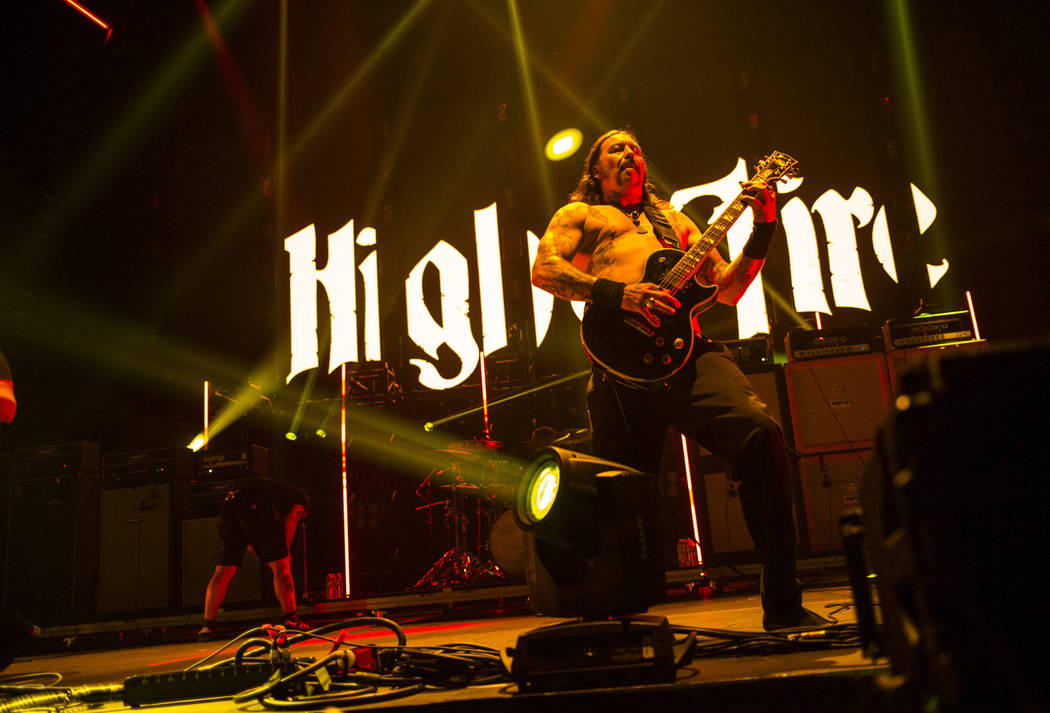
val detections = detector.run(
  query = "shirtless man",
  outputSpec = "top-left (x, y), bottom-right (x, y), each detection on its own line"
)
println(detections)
top-left (531, 129), bottom-right (827, 631)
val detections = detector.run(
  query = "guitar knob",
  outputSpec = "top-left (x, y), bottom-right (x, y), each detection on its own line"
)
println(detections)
top-left (661, 354), bottom-right (672, 365)
top-left (673, 338), bottom-right (684, 349)
top-left (655, 337), bottom-right (665, 347)
top-left (643, 353), bottom-right (654, 364)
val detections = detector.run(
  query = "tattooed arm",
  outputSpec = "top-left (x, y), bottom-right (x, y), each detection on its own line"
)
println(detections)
top-left (531, 202), bottom-right (596, 301)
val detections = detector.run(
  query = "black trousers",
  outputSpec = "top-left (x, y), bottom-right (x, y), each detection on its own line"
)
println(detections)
top-left (586, 340), bottom-right (801, 619)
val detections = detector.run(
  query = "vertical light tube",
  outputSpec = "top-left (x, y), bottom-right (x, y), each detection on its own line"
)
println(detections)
top-left (680, 434), bottom-right (703, 568)
top-left (815, 312), bottom-right (823, 331)
top-left (479, 351), bottom-right (491, 439)
top-left (203, 380), bottom-right (210, 451)
top-left (965, 290), bottom-right (981, 341)
top-left (341, 364), bottom-right (350, 596)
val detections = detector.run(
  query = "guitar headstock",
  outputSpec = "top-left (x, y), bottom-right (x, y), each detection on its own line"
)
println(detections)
top-left (754, 151), bottom-right (800, 184)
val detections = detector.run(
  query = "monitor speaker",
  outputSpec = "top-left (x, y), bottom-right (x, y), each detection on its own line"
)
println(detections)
top-left (3, 473), bottom-right (99, 621)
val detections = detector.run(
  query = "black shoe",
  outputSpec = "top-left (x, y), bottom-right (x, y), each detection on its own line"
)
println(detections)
top-left (762, 607), bottom-right (832, 632)
top-left (283, 615), bottom-right (310, 632)
top-left (197, 625), bottom-right (221, 642)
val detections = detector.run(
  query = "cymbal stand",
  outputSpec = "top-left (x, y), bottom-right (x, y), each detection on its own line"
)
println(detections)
top-left (411, 479), bottom-right (504, 589)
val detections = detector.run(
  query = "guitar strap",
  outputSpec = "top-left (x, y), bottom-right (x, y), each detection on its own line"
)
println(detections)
top-left (644, 205), bottom-right (682, 250)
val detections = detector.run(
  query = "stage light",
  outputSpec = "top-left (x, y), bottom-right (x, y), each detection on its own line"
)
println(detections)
top-left (188, 435), bottom-right (206, 452)
top-left (511, 447), bottom-right (665, 618)
top-left (63, 0), bottom-right (109, 31)
top-left (522, 460), bottom-right (558, 524)
top-left (507, 447), bottom-right (679, 691)
top-left (544, 128), bottom-right (582, 161)
top-left (315, 428), bottom-right (327, 439)
top-left (284, 431), bottom-right (297, 441)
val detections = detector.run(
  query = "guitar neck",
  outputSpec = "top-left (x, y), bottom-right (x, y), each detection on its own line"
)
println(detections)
top-left (662, 192), bottom-right (749, 289)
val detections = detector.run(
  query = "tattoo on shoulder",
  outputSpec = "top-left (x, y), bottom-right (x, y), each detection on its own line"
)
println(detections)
top-left (586, 205), bottom-right (609, 226)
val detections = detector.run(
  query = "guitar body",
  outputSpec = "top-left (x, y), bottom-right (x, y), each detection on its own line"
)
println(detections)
top-left (580, 248), bottom-right (718, 386)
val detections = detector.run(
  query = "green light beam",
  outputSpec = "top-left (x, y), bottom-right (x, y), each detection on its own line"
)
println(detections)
top-left (426, 369), bottom-right (590, 429)
top-left (49, 0), bottom-right (253, 237)
top-left (506, 0), bottom-right (555, 213)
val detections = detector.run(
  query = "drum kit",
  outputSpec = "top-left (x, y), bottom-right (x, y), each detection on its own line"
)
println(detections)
top-left (411, 427), bottom-right (591, 589)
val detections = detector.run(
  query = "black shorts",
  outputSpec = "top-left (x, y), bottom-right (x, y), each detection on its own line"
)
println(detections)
top-left (217, 498), bottom-right (288, 566)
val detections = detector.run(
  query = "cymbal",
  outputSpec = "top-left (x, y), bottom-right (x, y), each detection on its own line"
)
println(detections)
top-left (431, 447), bottom-right (482, 460)
top-left (447, 438), bottom-right (503, 451)
top-left (551, 428), bottom-right (591, 446)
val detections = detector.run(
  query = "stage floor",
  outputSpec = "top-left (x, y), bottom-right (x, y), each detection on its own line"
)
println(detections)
top-left (3, 578), bottom-right (890, 712)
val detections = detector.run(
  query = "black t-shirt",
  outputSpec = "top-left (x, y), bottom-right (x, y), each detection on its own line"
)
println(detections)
top-left (232, 477), bottom-right (310, 519)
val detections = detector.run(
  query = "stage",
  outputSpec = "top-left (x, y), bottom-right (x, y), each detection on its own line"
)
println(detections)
top-left (3, 569), bottom-right (890, 713)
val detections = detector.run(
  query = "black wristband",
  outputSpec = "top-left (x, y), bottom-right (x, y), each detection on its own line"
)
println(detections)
top-left (591, 278), bottom-right (625, 309)
top-left (742, 220), bottom-right (777, 260)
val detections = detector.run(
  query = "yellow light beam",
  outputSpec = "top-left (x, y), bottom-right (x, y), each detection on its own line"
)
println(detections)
top-left (286, 0), bottom-right (436, 165)
top-left (49, 0), bottom-right (253, 237)
top-left (426, 369), bottom-right (590, 430)
top-left (157, 0), bottom-right (436, 319)
top-left (506, 0), bottom-right (555, 213)
top-left (360, 3), bottom-right (451, 226)
top-left (588, 0), bottom-right (665, 103)
top-left (468, 0), bottom-right (683, 198)
top-left (0, 282), bottom-right (260, 398)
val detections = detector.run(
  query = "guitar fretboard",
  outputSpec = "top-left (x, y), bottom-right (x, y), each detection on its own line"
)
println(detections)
top-left (657, 150), bottom-right (796, 294)
top-left (659, 195), bottom-right (749, 293)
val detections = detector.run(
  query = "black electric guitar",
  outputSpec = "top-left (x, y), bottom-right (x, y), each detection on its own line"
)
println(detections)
top-left (580, 151), bottom-right (799, 387)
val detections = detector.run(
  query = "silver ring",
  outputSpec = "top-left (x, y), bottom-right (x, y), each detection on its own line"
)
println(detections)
top-left (646, 297), bottom-right (656, 309)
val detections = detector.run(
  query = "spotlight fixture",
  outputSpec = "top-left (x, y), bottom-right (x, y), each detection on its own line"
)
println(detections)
top-left (508, 447), bottom-right (679, 692)
top-left (511, 446), bottom-right (665, 618)
top-left (544, 128), bottom-right (582, 161)
top-left (284, 431), bottom-right (297, 442)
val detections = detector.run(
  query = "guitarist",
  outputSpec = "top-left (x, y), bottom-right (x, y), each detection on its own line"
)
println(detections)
top-left (531, 129), bottom-right (826, 631)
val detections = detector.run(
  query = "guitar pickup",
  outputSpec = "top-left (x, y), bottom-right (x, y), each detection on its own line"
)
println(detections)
top-left (624, 315), bottom-right (656, 337)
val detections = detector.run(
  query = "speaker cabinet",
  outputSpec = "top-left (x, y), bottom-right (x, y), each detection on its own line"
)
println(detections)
top-left (98, 483), bottom-right (175, 614)
top-left (696, 456), bottom-right (757, 562)
top-left (743, 368), bottom-right (786, 428)
top-left (180, 516), bottom-right (263, 609)
top-left (784, 354), bottom-right (889, 454)
top-left (3, 473), bottom-right (99, 621)
top-left (884, 341), bottom-right (990, 396)
top-left (797, 449), bottom-right (870, 554)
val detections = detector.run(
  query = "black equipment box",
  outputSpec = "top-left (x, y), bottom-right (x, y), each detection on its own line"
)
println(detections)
top-left (14, 441), bottom-right (100, 479)
top-left (786, 324), bottom-right (873, 361)
top-left (103, 446), bottom-right (194, 488)
top-left (723, 334), bottom-right (775, 372)
top-left (882, 310), bottom-right (975, 349)
top-left (509, 615), bottom-right (676, 692)
top-left (198, 445), bottom-right (268, 481)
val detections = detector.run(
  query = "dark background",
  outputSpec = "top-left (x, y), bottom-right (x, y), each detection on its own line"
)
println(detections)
top-left (2, 1), bottom-right (1047, 590)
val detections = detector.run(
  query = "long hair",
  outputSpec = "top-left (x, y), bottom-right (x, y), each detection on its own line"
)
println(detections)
top-left (568, 128), bottom-right (669, 208)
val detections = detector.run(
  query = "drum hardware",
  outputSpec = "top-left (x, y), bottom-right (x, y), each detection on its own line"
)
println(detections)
top-left (411, 442), bottom-right (513, 589)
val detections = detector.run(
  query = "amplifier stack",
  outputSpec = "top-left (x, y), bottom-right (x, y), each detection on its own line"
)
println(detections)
top-left (4, 441), bottom-right (274, 621)
top-left (4, 442), bottom-right (101, 622)
top-left (96, 447), bottom-right (193, 615)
